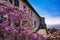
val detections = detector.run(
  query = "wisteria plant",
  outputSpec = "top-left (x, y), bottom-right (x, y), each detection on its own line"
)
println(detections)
top-left (0, 1), bottom-right (47, 40)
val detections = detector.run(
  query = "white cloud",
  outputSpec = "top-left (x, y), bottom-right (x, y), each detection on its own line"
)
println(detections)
top-left (45, 16), bottom-right (60, 25)
top-left (35, 8), bottom-right (60, 25)
top-left (38, 9), bottom-right (60, 25)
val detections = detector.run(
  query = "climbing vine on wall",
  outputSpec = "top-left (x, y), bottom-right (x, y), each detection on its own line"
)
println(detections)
top-left (0, 1), bottom-right (47, 40)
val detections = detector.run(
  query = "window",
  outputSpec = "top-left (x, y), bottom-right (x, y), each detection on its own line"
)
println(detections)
top-left (34, 21), bottom-right (36, 27)
top-left (13, 18), bottom-right (20, 27)
top-left (9, 0), bottom-right (12, 4)
top-left (31, 11), bottom-right (32, 16)
top-left (14, 20), bottom-right (20, 27)
top-left (23, 5), bottom-right (26, 12)
top-left (14, 0), bottom-right (19, 7)
top-left (28, 9), bottom-right (32, 16)
top-left (22, 20), bottom-right (28, 26)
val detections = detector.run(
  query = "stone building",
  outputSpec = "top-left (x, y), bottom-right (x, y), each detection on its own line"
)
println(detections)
top-left (0, 0), bottom-right (47, 37)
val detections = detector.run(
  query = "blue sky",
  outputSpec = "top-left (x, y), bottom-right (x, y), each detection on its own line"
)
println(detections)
top-left (28, 0), bottom-right (60, 25)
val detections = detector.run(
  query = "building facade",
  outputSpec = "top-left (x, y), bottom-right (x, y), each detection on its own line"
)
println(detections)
top-left (0, 0), bottom-right (47, 33)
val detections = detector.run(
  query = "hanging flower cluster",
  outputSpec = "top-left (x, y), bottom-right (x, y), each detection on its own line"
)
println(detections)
top-left (0, 1), bottom-right (47, 40)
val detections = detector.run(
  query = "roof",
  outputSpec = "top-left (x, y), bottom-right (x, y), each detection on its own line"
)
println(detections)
top-left (22, 0), bottom-right (41, 18)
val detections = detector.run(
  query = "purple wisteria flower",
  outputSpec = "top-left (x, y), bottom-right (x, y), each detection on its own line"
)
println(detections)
top-left (0, 2), bottom-right (48, 40)
top-left (9, 13), bottom-right (15, 22)
top-left (30, 34), bottom-right (37, 40)
top-left (4, 27), bottom-right (12, 33)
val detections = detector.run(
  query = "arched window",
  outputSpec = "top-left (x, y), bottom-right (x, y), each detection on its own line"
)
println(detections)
top-left (23, 5), bottom-right (26, 12)
top-left (14, 0), bottom-right (19, 7)
top-left (14, 19), bottom-right (20, 27)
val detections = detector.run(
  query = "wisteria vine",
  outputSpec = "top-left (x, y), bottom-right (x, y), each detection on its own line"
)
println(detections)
top-left (0, 1), bottom-right (47, 40)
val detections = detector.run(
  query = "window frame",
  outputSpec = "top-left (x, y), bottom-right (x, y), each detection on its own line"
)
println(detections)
top-left (23, 5), bottom-right (26, 12)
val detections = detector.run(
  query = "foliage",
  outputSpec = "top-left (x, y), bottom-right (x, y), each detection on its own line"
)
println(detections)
top-left (0, 1), bottom-right (47, 40)
top-left (48, 28), bottom-right (57, 34)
